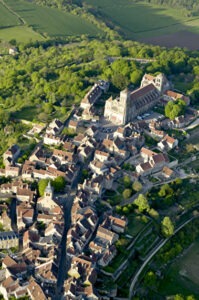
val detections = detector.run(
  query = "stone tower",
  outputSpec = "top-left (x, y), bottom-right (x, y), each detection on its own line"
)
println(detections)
top-left (155, 73), bottom-right (170, 93)
top-left (120, 88), bottom-right (130, 124)
top-left (44, 181), bottom-right (54, 201)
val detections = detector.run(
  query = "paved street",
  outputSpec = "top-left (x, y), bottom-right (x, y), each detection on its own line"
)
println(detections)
top-left (54, 193), bottom-right (74, 299)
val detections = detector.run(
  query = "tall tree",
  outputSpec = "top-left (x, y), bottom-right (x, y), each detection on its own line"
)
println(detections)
top-left (161, 216), bottom-right (174, 237)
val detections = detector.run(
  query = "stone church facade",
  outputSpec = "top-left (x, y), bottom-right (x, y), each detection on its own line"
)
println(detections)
top-left (104, 73), bottom-right (170, 125)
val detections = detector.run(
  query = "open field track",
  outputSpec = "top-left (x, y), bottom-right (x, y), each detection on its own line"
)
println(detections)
top-left (0, 0), bottom-right (101, 42)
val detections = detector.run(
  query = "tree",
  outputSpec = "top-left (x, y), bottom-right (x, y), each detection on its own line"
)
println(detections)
top-left (52, 176), bottom-right (66, 192)
top-left (174, 295), bottom-right (184, 300)
top-left (144, 271), bottom-right (157, 288)
top-left (130, 69), bottom-right (143, 85)
top-left (149, 208), bottom-right (159, 219)
top-left (112, 73), bottom-right (129, 90)
top-left (187, 296), bottom-right (196, 300)
top-left (161, 216), bottom-right (174, 237)
top-left (134, 194), bottom-right (150, 212)
top-left (165, 99), bottom-right (186, 120)
top-left (123, 175), bottom-right (131, 188)
top-left (122, 189), bottom-right (132, 199)
top-left (122, 206), bottom-right (130, 214)
top-left (38, 179), bottom-right (49, 196)
top-left (132, 180), bottom-right (142, 192)
top-left (158, 184), bottom-right (173, 197)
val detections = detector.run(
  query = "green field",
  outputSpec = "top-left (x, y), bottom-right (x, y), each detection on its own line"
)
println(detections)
top-left (83, 0), bottom-right (199, 40)
top-left (158, 239), bottom-right (199, 298)
top-left (0, 25), bottom-right (44, 42)
top-left (0, 2), bottom-right (20, 28)
top-left (0, 0), bottom-right (101, 42)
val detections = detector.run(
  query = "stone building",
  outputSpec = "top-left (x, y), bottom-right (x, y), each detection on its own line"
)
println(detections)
top-left (0, 232), bottom-right (19, 250)
top-left (104, 73), bottom-right (170, 125)
top-left (37, 182), bottom-right (58, 214)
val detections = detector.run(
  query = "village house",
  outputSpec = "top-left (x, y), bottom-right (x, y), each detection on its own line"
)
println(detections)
top-left (163, 90), bottom-right (190, 106)
top-left (27, 278), bottom-right (46, 300)
top-left (158, 135), bottom-right (178, 150)
top-left (43, 133), bottom-right (61, 146)
top-left (17, 204), bottom-right (34, 230)
top-left (0, 232), bottom-right (19, 250)
top-left (95, 226), bottom-right (119, 246)
top-left (80, 83), bottom-right (103, 110)
top-left (68, 119), bottom-right (79, 131)
top-left (162, 166), bottom-right (175, 179)
top-left (46, 119), bottom-right (63, 136)
top-left (98, 245), bottom-right (117, 267)
top-left (89, 159), bottom-right (108, 175)
top-left (0, 211), bottom-right (12, 231)
top-left (5, 165), bottom-right (20, 178)
top-left (3, 145), bottom-right (20, 166)
top-left (16, 185), bottom-right (36, 203)
top-left (103, 215), bottom-right (127, 233)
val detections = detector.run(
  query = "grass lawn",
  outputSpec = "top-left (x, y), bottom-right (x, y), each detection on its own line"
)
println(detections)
top-left (126, 215), bottom-right (146, 237)
top-left (158, 239), bottom-right (199, 298)
top-left (0, 25), bottom-right (44, 42)
top-left (83, 0), bottom-right (198, 39)
top-left (5, 0), bottom-right (101, 38)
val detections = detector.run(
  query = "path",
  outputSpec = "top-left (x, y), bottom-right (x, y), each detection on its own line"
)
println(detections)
top-left (0, 0), bottom-right (25, 26)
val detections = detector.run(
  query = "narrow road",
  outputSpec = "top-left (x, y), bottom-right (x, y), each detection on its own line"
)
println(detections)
top-left (129, 216), bottom-right (196, 299)
top-left (55, 193), bottom-right (74, 299)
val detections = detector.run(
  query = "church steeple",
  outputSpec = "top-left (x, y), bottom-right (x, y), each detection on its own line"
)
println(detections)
top-left (44, 181), bottom-right (54, 201)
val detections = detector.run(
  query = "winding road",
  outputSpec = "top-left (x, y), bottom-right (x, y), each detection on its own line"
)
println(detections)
top-left (129, 215), bottom-right (196, 299)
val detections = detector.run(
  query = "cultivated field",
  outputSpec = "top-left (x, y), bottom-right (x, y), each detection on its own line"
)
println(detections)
top-left (0, 0), bottom-right (101, 42)
top-left (84, 0), bottom-right (199, 49)
top-left (0, 2), bottom-right (20, 28)
top-left (0, 26), bottom-right (44, 43)
top-left (158, 239), bottom-right (199, 297)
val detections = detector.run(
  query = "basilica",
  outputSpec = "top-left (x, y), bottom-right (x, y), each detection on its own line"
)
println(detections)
top-left (104, 73), bottom-right (170, 125)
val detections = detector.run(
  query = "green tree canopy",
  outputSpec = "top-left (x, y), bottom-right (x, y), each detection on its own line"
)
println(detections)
top-left (144, 271), bottom-right (157, 288)
top-left (123, 175), bottom-right (132, 188)
top-left (51, 176), bottom-right (66, 192)
top-left (132, 180), bottom-right (142, 192)
top-left (158, 183), bottom-right (174, 197)
top-left (122, 188), bottom-right (132, 199)
top-left (38, 179), bottom-right (49, 196)
top-left (161, 216), bottom-right (174, 237)
top-left (134, 194), bottom-right (150, 212)
top-left (165, 99), bottom-right (186, 120)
